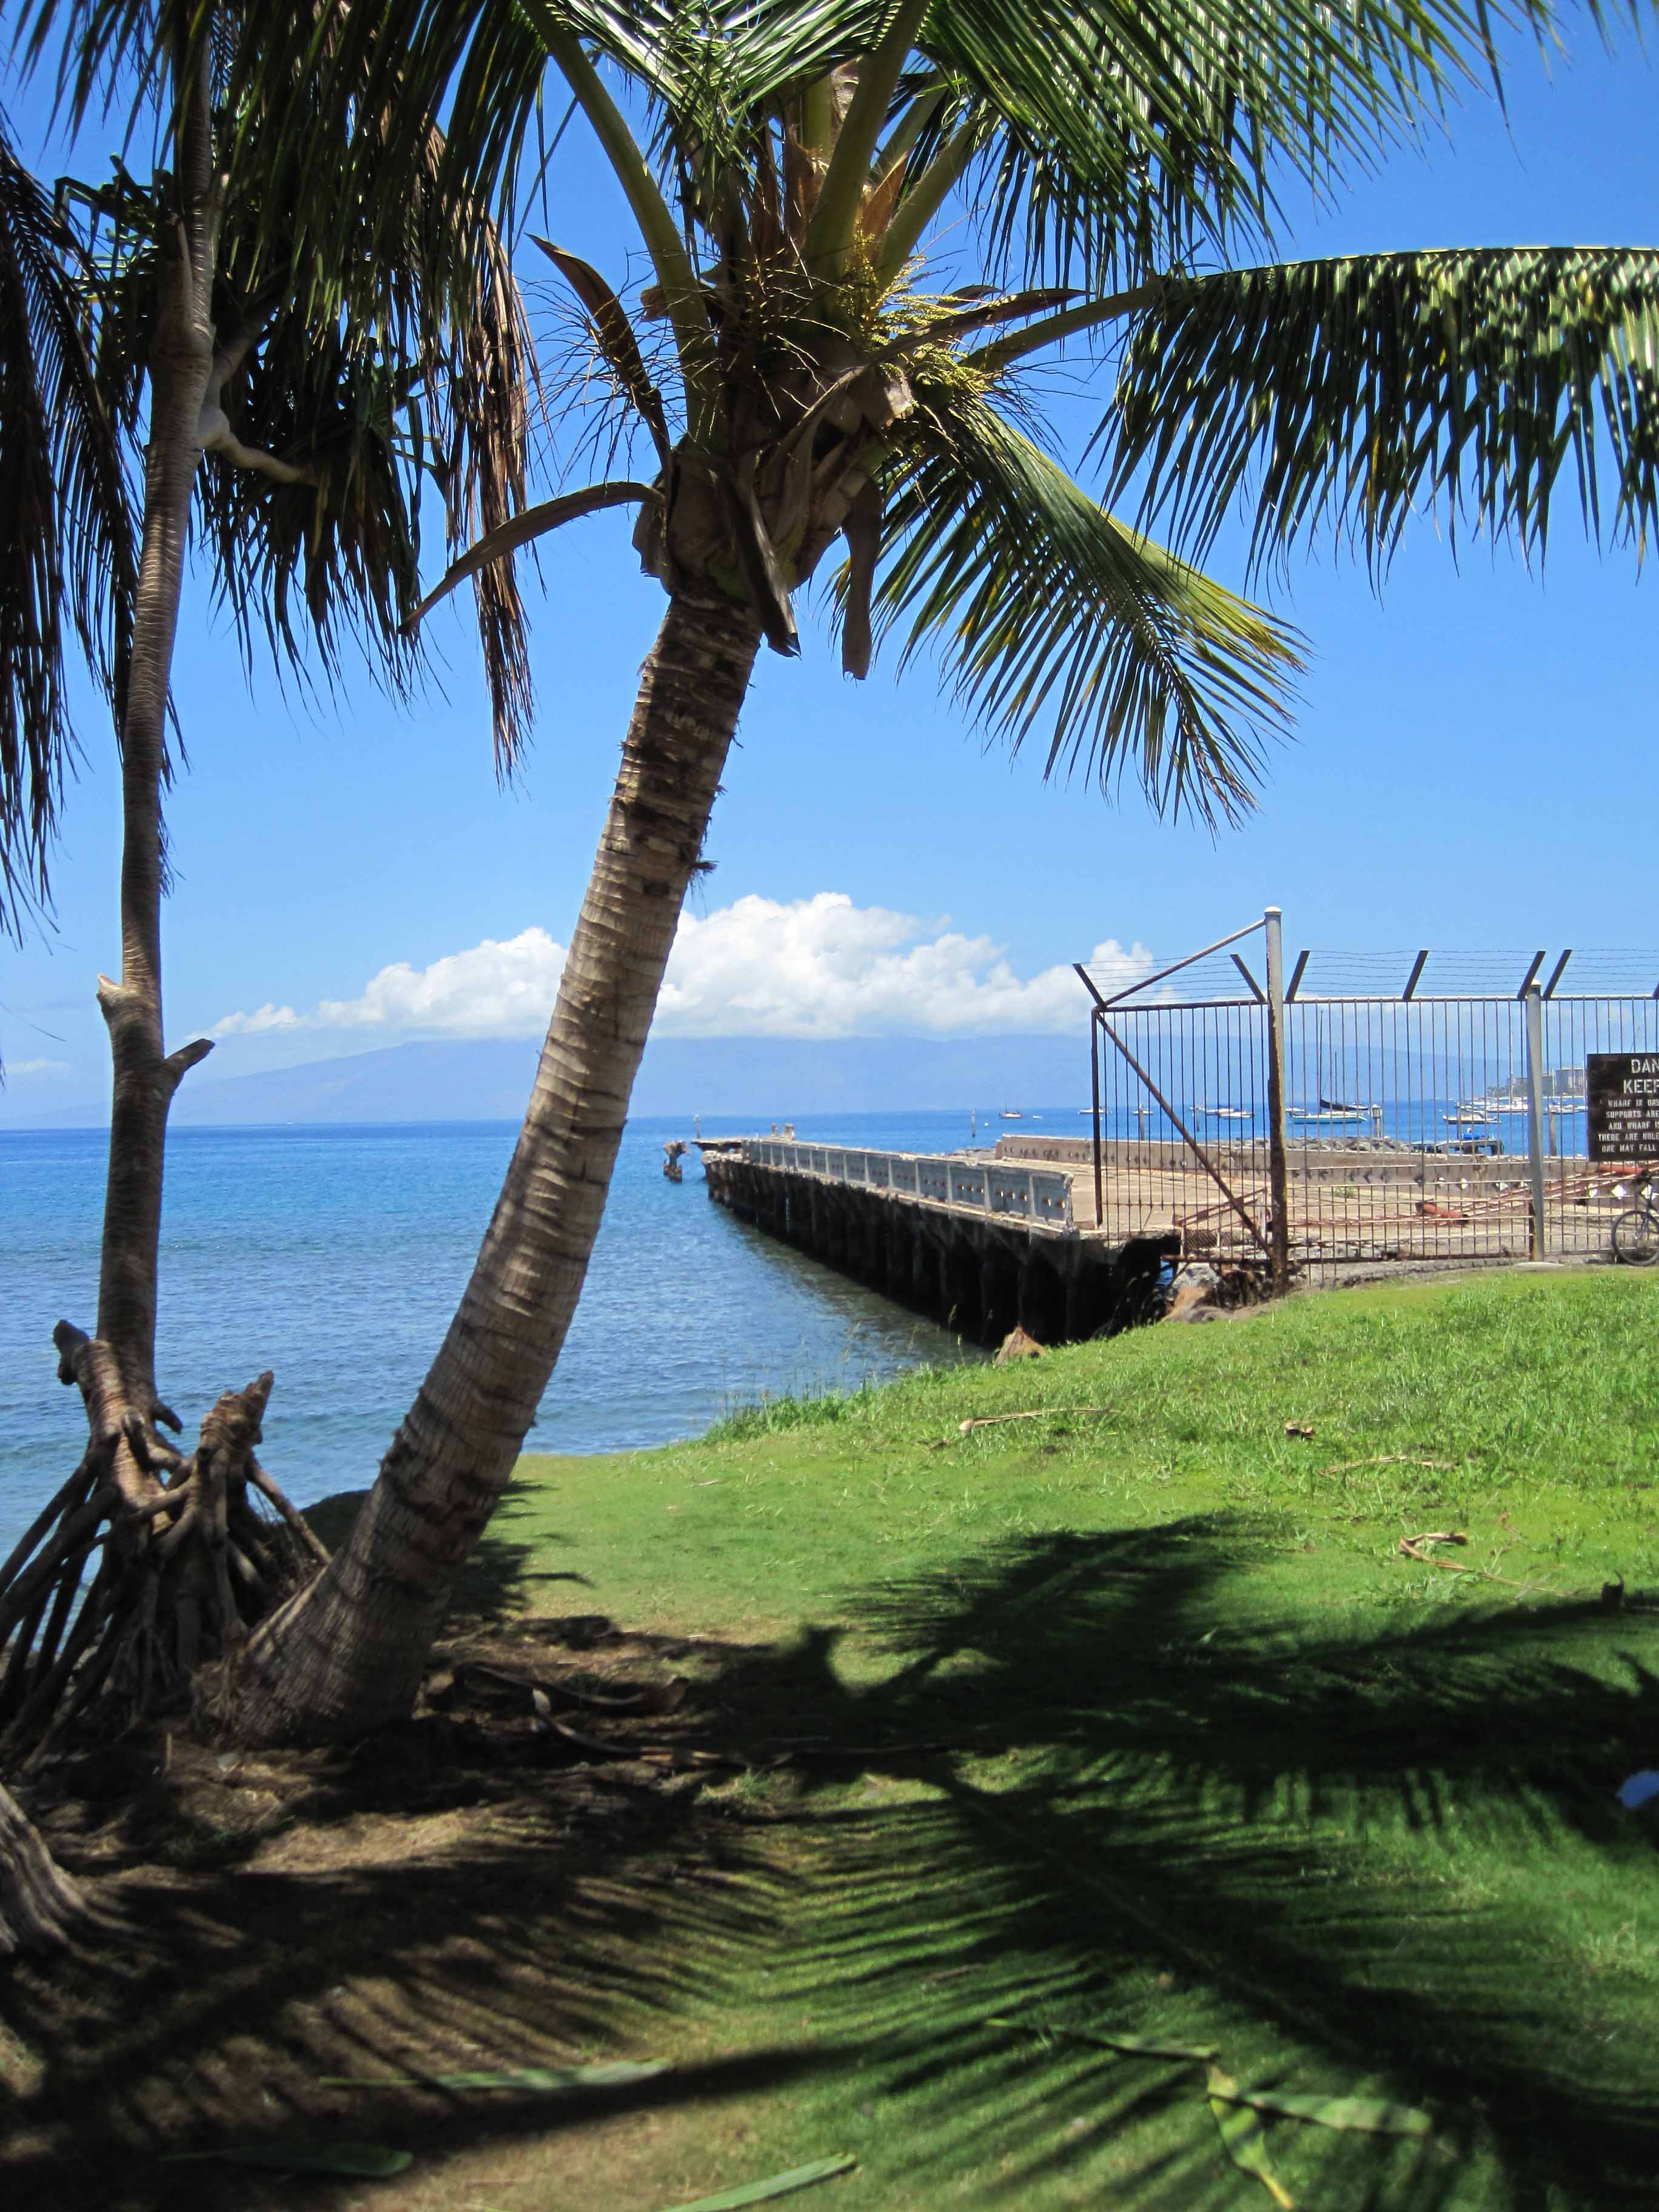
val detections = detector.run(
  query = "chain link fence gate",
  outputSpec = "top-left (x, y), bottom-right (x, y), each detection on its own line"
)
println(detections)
top-left (1073, 915), bottom-right (1659, 1283)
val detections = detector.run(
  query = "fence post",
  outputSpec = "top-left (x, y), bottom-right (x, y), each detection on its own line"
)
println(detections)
top-left (1264, 906), bottom-right (1292, 1294)
top-left (1090, 1011), bottom-right (1104, 1228)
top-left (1524, 982), bottom-right (1549, 1259)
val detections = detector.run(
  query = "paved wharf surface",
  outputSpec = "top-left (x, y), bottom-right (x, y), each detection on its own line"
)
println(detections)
top-left (994, 1134), bottom-right (1623, 1268)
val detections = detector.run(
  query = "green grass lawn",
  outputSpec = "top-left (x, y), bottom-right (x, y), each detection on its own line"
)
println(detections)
top-left (424, 1267), bottom-right (1659, 2211)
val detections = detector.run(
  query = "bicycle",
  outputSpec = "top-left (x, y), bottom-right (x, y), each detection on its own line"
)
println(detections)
top-left (1612, 1169), bottom-right (1659, 1265)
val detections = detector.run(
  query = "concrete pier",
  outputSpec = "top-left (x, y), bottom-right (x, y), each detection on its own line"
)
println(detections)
top-left (699, 1138), bottom-right (1175, 1347)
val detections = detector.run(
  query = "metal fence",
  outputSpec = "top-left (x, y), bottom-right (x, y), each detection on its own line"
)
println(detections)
top-left (740, 1138), bottom-right (1076, 1230)
top-left (1074, 917), bottom-right (1659, 1280)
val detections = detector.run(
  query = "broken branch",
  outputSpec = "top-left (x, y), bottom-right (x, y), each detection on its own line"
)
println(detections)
top-left (954, 1406), bottom-right (1114, 1437)
top-left (1322, 1454), bottom-right (1458, 1476)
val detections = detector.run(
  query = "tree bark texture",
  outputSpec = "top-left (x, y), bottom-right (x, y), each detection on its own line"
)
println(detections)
top-left (0, 1781), bottom-right (84, 1957)
top-left (227, 592), bottom-right (762, 1739)
top-left (94, 33), bottom-right (221, 1413)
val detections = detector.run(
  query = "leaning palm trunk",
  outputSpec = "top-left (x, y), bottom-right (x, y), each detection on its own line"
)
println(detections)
top-left (223, 592), bottom-right (760, 1740)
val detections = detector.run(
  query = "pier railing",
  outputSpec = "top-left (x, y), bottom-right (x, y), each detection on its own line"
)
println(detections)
top-left (740, 1139), bottom-right (1075, 1230)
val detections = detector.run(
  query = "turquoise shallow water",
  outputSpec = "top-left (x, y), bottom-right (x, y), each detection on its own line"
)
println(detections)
top-left (0, 1110), bottom-right (992, 1555)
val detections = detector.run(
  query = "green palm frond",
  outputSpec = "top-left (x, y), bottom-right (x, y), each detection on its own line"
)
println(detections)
top-left (908, 0), bottom-right (1446, 283)
top-left (195, 336), bottom-right (423, 705)
top-left (1107, 247), bottom-right (1659, 575)
top-left (865, 382), bottom-right (1302, 824)
top-left (233, 18), bottom-right (538, 765)
top-left (0, 115), bottom-right (133, 940)
top-left (13, 0), bottom-right (183, 135)
top-left (253, 0), bottom-right (1583, 354)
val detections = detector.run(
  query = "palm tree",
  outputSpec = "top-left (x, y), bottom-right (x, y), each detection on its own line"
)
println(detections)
top-left (0, 2), bottom-right (534, 1749)
top-left (221, 0), bottom-right (1659, 1742)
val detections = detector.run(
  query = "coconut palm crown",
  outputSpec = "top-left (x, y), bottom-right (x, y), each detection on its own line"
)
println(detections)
top-left (289, 0), bottom-right (1659, 826)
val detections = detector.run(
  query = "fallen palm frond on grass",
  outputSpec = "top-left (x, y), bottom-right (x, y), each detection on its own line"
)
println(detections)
top-left (661, 2155), bottom-right (858, 2210)
top-left (989, 2015), bottom-right (1433, 2208)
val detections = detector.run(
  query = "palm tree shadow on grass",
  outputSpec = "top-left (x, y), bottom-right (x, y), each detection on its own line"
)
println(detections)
top-left (0, 1675), bottom-right (820, 2211)
top-left (0, 1503), bottom-right (817, 2212)
top-left (307, 1480), bottom-right (600, 1639)
top-left (703, 1515), bottom-right (1659, 2210)
top-left (5, 1512), bottom-right (1659, 2210)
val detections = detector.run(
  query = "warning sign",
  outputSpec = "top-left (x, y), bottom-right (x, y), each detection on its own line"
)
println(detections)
top-left (1588, 1054), bottom-right (1659, 1162)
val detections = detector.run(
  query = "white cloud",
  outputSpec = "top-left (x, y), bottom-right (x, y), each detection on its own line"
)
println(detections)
top-left (213, 1002), bottom-right (301, 1036)
top-left (4, 1057), bottom-right (72, 1079)
top-left (212, 897), bottom-right (1151, 1042)
top-left (214, 928), bottom-right (568, 1039)
top-left (659, 893), bottom-right (1147, 1036)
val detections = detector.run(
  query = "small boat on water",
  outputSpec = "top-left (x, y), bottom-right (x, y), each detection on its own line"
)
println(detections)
top-left (1195, 1104), bottom-right (1249, 1122)
top-left (1294, 1051), bottom-right (1373, 1125)
top-left (1289, 1098), bottom-right (1373, 1124)
top-left (1473, 1095), bottom-right (1582, 1116)
top-left (999, 1107), bottom-right (1023, 1120)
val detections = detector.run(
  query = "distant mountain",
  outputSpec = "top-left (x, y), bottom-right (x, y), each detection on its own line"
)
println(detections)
top-left (13, 1031), bottom-right (1093, 1128)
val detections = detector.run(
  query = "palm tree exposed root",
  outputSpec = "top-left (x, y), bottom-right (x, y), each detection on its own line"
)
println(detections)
top-left (0, 1322), bottom-right (327, 1759)
top-left (0, 1778), bottom-right (84, 1954)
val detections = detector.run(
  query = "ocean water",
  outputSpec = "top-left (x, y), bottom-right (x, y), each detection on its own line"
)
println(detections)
top-left (0, 1110), bottom-right (994, 1557)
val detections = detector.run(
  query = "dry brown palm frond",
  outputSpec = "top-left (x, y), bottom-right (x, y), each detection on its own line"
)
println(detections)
top-left (527, 270), bottom-right (683, 485)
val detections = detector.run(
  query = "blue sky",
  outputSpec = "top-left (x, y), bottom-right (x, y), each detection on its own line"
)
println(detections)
top-left (3, 21), bottom-right (1658, 1118)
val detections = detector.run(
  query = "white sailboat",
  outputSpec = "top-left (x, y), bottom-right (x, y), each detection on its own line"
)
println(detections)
top-left (1290, 1042), bottom-right (1375, 1124)
top-left (1289, 1099), bottom-right (1372, 1125)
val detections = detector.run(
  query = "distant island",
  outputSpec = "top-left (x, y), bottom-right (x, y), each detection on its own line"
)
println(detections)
top-left (4, 1031), bottom-right (1093, 1128)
